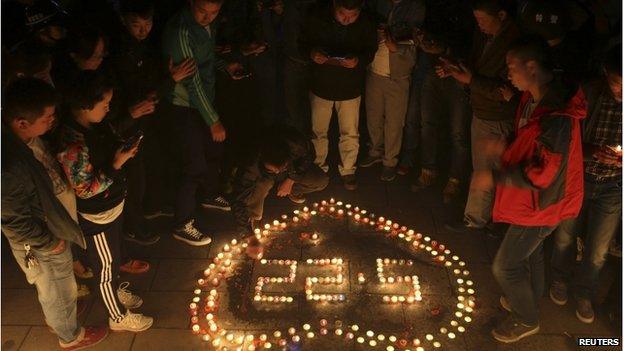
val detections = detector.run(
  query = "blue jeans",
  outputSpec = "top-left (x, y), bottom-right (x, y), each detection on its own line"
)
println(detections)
top-left (11, 244), bottom-right (80, 343)
top-left (419, 74), bottom-right (470, 179)
top-left (551, 178), bottom-right (622, 299)
top-left (492, 225), bottom-right (555, 325)
top-left (398, 56), bottom-right (429, 168)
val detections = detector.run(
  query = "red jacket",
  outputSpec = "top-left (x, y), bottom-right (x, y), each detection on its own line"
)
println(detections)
top-left (493, 80), bottom-right (586, 227)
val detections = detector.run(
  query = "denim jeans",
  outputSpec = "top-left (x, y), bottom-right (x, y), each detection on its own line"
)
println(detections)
top-left (492, 224), bottom-right (556, 325)
top-left (419, 74), bottom-right (471, 179)
top-left (398, 56), bottom-right (429, 168)
top-left (551, 177), bottom-right (622, 299)
top-left (11, 244), bottom-right (80, 343)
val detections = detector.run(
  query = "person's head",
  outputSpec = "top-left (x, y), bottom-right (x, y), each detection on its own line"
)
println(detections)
top-left (189, 0), bottom-right (223, 27)
top-left (65, 70), bottom-right (114, 124)
top-left (604, 45), bottom-right (622, 102)
top-left (505, 36), bottom-right (553, 92)
top-left (24, 0), bottom-right (68, 46)
top-left (472, 0), bottom-right (511, 35)
top-left (3, 77), bottom-right (58, 140)
top-left (7, 40), bottom-right (53, 85)
top-left (120, 0), bottom-right (155, 41)
top-left (67, 26), bottom-right (108, 71)
top-left (259, 138), bottom-right (290, 174)
top-left (333, 0), bottom-right (362, 26)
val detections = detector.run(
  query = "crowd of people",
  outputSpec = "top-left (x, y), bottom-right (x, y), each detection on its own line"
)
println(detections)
top-left (1, 0), bottom-right (621, 349)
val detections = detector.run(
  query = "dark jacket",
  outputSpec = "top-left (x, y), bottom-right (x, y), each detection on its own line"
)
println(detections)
top-left (232, 125), bottom-right (316, 227)
top-left (299, 4), bottom-right (377, 100)
top-left (493, 79), bottom-right (586, 226)
top-left (2, 128), bottom-right (86, 252)
top-left (468, 21), bottom-right (520, 121)
top-left (56, 119), bottom-right (127, 216)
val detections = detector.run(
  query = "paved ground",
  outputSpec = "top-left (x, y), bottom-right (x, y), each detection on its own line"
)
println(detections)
top-left (2, 163), bottom-right (621, 351)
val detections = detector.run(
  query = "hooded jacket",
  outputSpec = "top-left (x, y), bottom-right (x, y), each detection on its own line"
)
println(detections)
top-left (493, 79), bottom-right (586, 226)
top-left (2, 128), bottom-right (86, 252)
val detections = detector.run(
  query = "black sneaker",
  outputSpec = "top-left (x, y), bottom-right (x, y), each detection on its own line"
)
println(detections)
top-left (380, 166), bottom-right (396, 182)
top-left (359, 155), bottom-right (382, 168)
top-left (341, 174), bottom-right (358, 191)
top-left (575, 297), bottom-right (595, 324)
top-left (124, 231), bottom-right (160, 246)
top-left (549, 280), bottom-right (568, 306)
top-left (288, 193), bottom-right (306, 204)
top-left (444, 221), bottom-right (486, 235)
top-left (173, 220), bottom-right (212, 246)
top-left (201, 196), bottom-right (231, 211)
top-left (491, 315), bottom-right (539, 343)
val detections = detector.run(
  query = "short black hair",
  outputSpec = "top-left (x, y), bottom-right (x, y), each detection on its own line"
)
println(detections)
top-left (6, 40), bottom-right (52, 78)
top-left (472, 0), bottom-right (514, 17)
top-left (66, 25), bottom-right (107, 61)
top-left (507, 36), bottom-right (553, 71)
top-left (259, 134), bottom-right (290, 168)
top-left (120, 0), bottom-right (155, 19)
top-left (64, 70), bottom-right (115, 111)
top-left (2, 77), bottom-right (57, 124)
top-left (604, 44), bottom-right (622, 77)
top-left (334, 0), bottom-right (363, 11)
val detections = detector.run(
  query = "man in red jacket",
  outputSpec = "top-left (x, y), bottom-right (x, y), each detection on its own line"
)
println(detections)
top-left (481, 37), bottom-right (586, 343)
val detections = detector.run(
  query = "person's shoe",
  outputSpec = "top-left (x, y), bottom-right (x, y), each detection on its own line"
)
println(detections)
top-left (499, 296), bottom-right (512, 312)
top-left (74, 266), bottom-right (94, 280)
top-left (109, 311), bottom-right (153, 332)
top-left (119, 260), bottom-right (150, 274)
top-left (77, 283), bottom-right (90, 299)
top-left (59, 326), bottom-right (109, 350)
top-left (342, 174), bottom-right (358, 191)
top-left (575, 297), bottom-right (595, 324)
top-left (288, 193), bottom-right (306, 204)
top-left (491, 315), bottom-right (539, 343)
top-left (380, 166), bottom-right (396, 182)
top-left (549, 280), bottom-right (568, 306)
top-left (173, 220), bottom-right (212, 246)
top-left (442, 178), bottom-right (461, 204)
top-left (124, 231), bottom-right (160, 246)
top-left (444, 221), bottom-right (486, 235)
top-left (410, 168), bottom-right (437, 192)
top-left (359, 154), bottom-right (382, 168)
top-left (143, 207), bottom-right (174, 220)
top-left (117, 282), bottom-right (143, 309)
top-left (396, 165), bottom-right (410, 176)
top-left (201, 196), bottom-right (231, 211)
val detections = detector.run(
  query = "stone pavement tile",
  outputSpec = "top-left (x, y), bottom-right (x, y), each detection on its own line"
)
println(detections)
top-left (131, 328), bottom-right (211, 351)
top-left (19, 326), bottom-right (135, 351)
top-left (430, 205), bottom-right (468, 234)
top-left (380, 206), bottom-right (437, 235)
top-left (539, 298), bottom-right (618, 336)
top-left (1, 259), bottom-right (31, 289)
top-left (1, 326), bottom-right (29, 351)
top-left (305, 182), bottom-right (388, 208)
top-left (211, 293), bottom-right (302, 330)
top-left (1, 289), bottom-right (45, 325)
top-left (465, 331), bottom-right (576, 351)
top-left (128, 229), bottom-right (209, 260)
top-left (150, 259), bottom-right (214, 292)
top-left (249, 232), bottom-right (303, 260)
top-left (302, 231), bottom-right (409, 263)
top-left (460, 263), bottom-right (502, 302)
top-left (430, 232), bottom-right (492, 264)
top-left (114, 260), bottom-right (160, 292)
top-left (387, 183), bottom-right (443, 208)
top-left (136, 292), bottom-right (192, 329)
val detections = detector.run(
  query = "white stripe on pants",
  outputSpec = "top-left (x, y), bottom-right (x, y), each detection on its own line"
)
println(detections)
top-left (310, 93), bottom-right (360, 176)
top-left (93, 232), bottom-right (124, 322)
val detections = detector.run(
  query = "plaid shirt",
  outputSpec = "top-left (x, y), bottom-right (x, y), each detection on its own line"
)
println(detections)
top-left (584, 93), bottom-right (622, 179)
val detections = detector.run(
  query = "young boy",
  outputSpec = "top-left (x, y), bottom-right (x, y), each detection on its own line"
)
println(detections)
top-left (2, 77), bottom-right (108, 350)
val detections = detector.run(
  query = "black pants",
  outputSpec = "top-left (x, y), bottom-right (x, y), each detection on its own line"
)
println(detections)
top-left (80, 214), bottom-right (125, 322)
top-left (172, 105), bottom-right (223, 227)
top-left (123, 152), bottom-right (146, 237)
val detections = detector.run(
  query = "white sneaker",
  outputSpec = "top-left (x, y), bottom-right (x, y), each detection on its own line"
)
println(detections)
top-left (173, 220), bottom-right (212, 246)
top-left (109, 311), bottom-right (153, 332)
top-left (117, 282), bottom-right (143, 309)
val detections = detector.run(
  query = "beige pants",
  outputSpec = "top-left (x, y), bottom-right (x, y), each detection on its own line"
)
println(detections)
top-left (310, 93), bottom-right (361, 176)
top-left (365, 72), bottom-right (410, 167)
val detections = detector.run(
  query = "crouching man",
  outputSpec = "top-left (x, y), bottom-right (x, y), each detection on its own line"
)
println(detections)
top-left (232, 124), bottom-right (329, 232)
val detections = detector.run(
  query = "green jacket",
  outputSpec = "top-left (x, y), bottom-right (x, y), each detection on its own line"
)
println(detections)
top-left (162, 6), bottom-right (226, 126)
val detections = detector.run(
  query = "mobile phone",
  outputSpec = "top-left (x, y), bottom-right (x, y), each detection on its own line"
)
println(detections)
top-left (121, 131), bottom-right (144, 151)
top-left (234, 70), bottom-right (252, 79)
top-left (330, 56), bottom-right (347, 61)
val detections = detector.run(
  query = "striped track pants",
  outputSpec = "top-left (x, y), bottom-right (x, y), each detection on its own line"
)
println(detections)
top-left (85, 226), bottom-right (125, 322)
